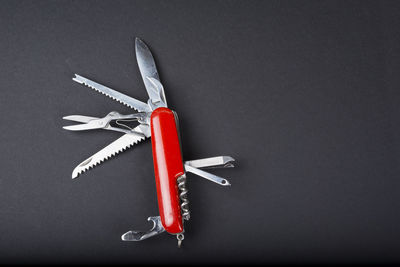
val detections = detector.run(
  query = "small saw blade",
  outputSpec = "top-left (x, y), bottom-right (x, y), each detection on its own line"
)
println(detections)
top-left (72, 128), bottom-right (146, 178)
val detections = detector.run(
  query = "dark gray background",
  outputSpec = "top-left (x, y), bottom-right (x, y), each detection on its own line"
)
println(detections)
top-left (0, 0), bottom-right (399, 264)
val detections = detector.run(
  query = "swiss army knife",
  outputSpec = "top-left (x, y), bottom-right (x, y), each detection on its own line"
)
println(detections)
top-left (63, 38), bottom-right (235, 247)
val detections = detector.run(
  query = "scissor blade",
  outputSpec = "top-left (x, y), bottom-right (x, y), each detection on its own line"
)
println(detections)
top-left (135, 38), bottom-right (167, 107)
top-left (63, 121), bottom-right (101, 131)
top-left (73, 74), bottom-right (151, 112)
top-left (71, 126), bottom-right (148, 178)
top-left (63, 115), bottom-right (99, 124)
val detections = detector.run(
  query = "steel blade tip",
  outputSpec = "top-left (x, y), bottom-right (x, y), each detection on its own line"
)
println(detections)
top-left (135, 37), bottom-right (149, 53)
top-left (62, 115), bottom-right (77, 121)
top-left (135, 37), bottom-right (140, 49)
top-left (135, 37), bottom-right (144, 46)
top-left (62, 125), bottom-right (80, 131)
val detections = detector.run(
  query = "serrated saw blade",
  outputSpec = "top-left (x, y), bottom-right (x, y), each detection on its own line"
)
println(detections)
top-left (72, 127), bottom-right (147, 178)
top-left (73, 74), bottom-right (151, 113)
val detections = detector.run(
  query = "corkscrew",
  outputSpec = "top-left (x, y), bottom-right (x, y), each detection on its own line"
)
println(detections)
top-left (177, 174), bottom-right (190, 221)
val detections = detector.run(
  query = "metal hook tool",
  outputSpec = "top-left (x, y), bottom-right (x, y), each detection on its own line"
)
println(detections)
top-left (121, 216), bottom-right (165, 241)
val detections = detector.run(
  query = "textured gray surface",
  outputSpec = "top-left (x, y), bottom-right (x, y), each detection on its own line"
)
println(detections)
top-left (0, 0), bottom-right (399, 264)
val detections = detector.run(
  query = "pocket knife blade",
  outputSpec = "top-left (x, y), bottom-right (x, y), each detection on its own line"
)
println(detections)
top-left (135, 38), bottom-right (167, 107)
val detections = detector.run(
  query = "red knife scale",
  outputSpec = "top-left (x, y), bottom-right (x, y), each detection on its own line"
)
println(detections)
top-left (150, 107), bottom-right (184, 234)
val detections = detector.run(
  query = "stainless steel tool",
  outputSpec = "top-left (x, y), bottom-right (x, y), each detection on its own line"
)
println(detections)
top-left (63, 38), bottom-right (236, 247)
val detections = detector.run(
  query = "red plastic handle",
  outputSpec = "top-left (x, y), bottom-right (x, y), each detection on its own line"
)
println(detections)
top-left (150, 107), bottom-right (184, 234)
